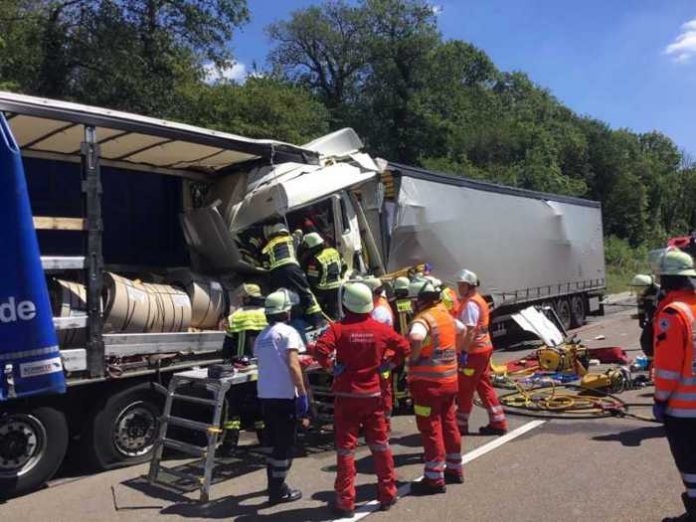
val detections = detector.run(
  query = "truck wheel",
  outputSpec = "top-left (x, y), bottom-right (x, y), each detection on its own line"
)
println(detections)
top-left (570, 295), bottom-right (586, 328)
top-left (84, 383), bottom-right (162, 470)
top-left (0, 406), bottom-right (68, 498)
top-left (555, 298), bottom-right (572, 332)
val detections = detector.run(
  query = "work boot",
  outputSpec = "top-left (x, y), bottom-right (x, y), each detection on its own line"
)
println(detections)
top-left (330, 504), bottom-right (355, 518)
top-left (380, 498), bottom-right (397, 511)
top-left (479, 424), bottom-right (508, 436)
top-left (410, 480), bottom-right (446, 496)
top-left (663, 493), bottom-right (696, 522)
top-left (269, 487), bottom-right (302, 506)
top-left (445, 471), bottom-right (464, 484)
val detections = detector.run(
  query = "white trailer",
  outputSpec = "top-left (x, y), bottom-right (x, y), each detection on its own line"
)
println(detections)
top-left (383, 163), bottom-right (606, 332)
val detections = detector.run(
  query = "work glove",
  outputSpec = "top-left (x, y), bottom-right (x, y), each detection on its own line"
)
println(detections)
top-left (296, 394), bottom-right (310, 417)
top-left (653, 401), bottom-right (667, 423)
top-left (332, 362), bottom-right (346, 377)
top-left (458, 352), bottom-right (469, 366)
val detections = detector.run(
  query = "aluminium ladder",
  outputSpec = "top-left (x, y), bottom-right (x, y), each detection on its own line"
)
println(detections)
top-left (147, 367), bottom-right (256, 502)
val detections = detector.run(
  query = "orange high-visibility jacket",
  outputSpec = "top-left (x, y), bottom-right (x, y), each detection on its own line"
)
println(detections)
top-left (653, 293), bottom-right (696, 418)
top-left (408, 303), bottom-right (458, 387)
top-left (460, 293), bottom-right (493, 354)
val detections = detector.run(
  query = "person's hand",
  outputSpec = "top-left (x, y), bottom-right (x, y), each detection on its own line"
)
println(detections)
top-left (458, 352), bottom-right (469, 366)
top-left (333, 362), bottom-right (346, 377)
top-left (653, 401), bottom-right (667, 423)
top-left (296, 394), bottom-right (310, 417)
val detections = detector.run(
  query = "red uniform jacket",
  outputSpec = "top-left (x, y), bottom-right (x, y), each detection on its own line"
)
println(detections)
top-left (314, 313), bottom-right (410, 398)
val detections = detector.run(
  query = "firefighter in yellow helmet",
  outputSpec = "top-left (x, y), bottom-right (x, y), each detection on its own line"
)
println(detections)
top-left (220, 283), bottom-right (268, 456)
top-left (301, 232), bottom-right (347, 319)
top-left (261, 222), bottom-right (323, 327)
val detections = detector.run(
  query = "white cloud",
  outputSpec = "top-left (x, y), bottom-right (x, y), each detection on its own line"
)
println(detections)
top-left (665, 18), bottom-right (696, 64)
top-left (431, 4), bottom-right (443, 16)
top-left (203, 61), bottom-right (247, 84)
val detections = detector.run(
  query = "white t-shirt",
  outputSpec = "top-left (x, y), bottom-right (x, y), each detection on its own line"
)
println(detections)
top-left (409, 318), bottom-right (466, 342)
top-left (458, 301), bottom-right (481, 328)
top-left (254, 322), bottom-right (306, 399)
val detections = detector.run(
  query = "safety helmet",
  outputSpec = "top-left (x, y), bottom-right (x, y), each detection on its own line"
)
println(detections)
top-left (456, 268), bottom-right (479, 286)
top-left (242, 283), bottom-right (262, 298)
top-left (657, 249), bottom-right (696, 277)
top-left (303, 232), bottom-right (324, 249)
top-left (630, 274), bottom-right (653, 288)
top-left (393, 276), bottom-right (410, 292)
top-left (425, 276), bottom-right (442, 289)
top-left (363, 277), bottom-right (384, 292)
top-left (264, 222), bottom-right (289, 239)
top-left (409, 279), bottom-right (440, 300)
top-left (342, 282), bottom-right (374, 313)
top-left (264, 290), bottom-right (294, 315)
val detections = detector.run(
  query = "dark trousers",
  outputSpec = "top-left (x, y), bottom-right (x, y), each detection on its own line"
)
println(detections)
top-left (270, 265), bottom-right (321, 322)
top-left (261, 398), bottom-right (297, 497)
top-left (315, 288), bottom-right (340, 319)
top-left (665, 415), bottom-right (696, 498)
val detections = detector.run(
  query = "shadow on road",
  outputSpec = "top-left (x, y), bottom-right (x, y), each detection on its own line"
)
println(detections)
top-left (592, 426), bottom-right (665, 447)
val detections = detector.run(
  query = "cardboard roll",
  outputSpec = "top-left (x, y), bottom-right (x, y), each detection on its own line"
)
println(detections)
top-left (50, 279), bottom-right (88, 347)
top-left (169, 270), bottom-right (226, 329)
top-left (103, 272), bottom-right (192, 333)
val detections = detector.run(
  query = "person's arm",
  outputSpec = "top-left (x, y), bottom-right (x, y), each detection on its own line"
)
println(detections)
top-left (287, 350), bottom-right (307, 395)
top-left (654, 308), bottom-right (686, 403)
top-left (454, 320), bottom-right (467, 354)
top-left (408, 321), bottom-right (427, 362)
top-left (386, 329), bottom-right (411, 367)
top-left (459, 301), bottom-right (479, 353)
top-left (313, 324), bottom-right (337, 370)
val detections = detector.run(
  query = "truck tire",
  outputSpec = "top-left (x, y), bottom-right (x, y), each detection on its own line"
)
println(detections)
top-left (570, 294), bottom-right (586, 328)
top-left (0, 406), bottom-right (68, 498)
top-left (84, 382), bottom-right (162, 470)
top-left (555, 298), bottom-right (572, 332)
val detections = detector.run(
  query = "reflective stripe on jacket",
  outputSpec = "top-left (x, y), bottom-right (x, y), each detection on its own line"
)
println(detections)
top-left (654, 297), bottom-right (696, 417)
top-left (262, 235), bottom-right (298, 270)
top-left (409, 303), bottom-right (458, 387)
top-left (226, 306), bottom-right (268, 334)
top-left (314, 247), bottom-right (343, 290)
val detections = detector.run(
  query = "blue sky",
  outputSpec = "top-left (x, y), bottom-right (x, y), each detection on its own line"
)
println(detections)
top-left (221, 1), bottom-right (696, 155)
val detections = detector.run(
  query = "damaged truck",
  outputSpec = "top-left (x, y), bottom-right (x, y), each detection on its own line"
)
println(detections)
top-left (0, 91), bottom-right (605, 497)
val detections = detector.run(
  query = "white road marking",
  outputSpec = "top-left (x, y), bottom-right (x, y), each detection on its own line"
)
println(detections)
top-left (339, 420), bottom-right (546, 522)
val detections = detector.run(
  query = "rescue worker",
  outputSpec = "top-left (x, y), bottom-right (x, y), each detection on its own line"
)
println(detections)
top-left (314, 282), bottom-right (409, 516)
top-left (301, 232), bottom-right (346, 319)
top-left (365, 277), bottom-right (395, 328)
top-left (391, 276), bottom-right (414, 335)
top-left (456, 269), bottom-right (508, 435)
top-left (363, 276), bottom-right (400, 430)
top-left (261, 222), bottom-right (323, 327)
top-left (408, 279), bottom-right (464, 494)
top-left (652, 250), bottom-right (696, 522)
top-left (254, 289), bottom-right (309, 505)
top-left (390, 276), bottom-right (414, 411)
top-left (220, 284), bottom-right (268, 454)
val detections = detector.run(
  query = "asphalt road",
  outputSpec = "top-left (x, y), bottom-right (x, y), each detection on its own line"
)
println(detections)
top-left (0, 299), bottom-right (686, 522)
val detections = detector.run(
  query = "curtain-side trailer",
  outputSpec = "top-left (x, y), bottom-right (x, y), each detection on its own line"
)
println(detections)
top-left (0, 91), bottom-right (321, 498)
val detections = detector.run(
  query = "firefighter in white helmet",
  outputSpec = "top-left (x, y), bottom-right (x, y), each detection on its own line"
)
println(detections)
top-left (301, 232), bottom-right (346, 319)
top-left (261, 222), bottom-right (323, 327)
top-left (455, 269), bottom-right (508, 436)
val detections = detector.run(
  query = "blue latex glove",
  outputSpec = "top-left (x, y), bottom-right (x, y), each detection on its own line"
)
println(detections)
top-left (379, 361), bottom-right (394, 378)
top-left (653, 401), bottom-right (667, 423)
top-left (458, 352), bottom-right (469, 366)
top-left (296, 394), bottom-right (310, 417)
top-left (333, 362), bottom-right (346, 377)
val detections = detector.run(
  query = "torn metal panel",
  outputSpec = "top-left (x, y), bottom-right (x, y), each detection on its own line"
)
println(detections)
top-left (511, 306), bottom-right (565, 347)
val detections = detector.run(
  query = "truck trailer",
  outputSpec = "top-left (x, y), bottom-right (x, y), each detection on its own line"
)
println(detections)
top-left (0, 91), bottom-right (605, 498)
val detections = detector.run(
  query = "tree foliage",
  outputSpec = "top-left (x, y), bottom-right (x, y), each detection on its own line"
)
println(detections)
top-left (0, 0), bottom-right (693, 248)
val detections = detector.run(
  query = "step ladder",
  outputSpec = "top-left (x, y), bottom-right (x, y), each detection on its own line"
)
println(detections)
top-left (147, 367), bottom-right (243, 502)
